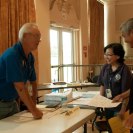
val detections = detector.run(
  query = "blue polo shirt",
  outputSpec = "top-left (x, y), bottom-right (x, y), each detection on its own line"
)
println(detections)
top-left (0, 42), bottom-right (36, 100)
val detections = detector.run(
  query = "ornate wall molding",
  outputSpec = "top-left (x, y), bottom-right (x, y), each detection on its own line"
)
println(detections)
top-left (50, 0), bottom-right (79, 28)
top-left (56, 0), bottom-right (71, 20)
top-left (50, 0), bottom-right (72, 20)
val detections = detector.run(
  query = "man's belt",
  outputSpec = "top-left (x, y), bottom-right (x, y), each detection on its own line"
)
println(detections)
top-left (0, 99), bottom-right (14, 102)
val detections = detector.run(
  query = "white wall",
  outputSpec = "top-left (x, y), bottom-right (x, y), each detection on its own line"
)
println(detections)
top-left (35, 0), bottom-right (51, 84)
top-left (116, 1), bottom-right (133, 56)
top-left (99, 0), bottom-right (133, 57)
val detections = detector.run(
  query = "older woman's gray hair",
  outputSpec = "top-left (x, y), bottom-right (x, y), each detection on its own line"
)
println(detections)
top-left (120, 18), bottom-right (133, 34)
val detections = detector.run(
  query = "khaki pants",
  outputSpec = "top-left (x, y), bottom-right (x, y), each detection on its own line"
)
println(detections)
top-left (0, 100), bottom-right (19, 120)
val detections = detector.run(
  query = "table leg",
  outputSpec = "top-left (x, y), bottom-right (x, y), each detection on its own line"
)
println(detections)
top-left (84, 123), bottom-right (87, 133)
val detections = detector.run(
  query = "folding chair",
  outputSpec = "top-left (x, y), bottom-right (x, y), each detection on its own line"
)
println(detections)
top-left (92, 107), bottom-right (112, 133)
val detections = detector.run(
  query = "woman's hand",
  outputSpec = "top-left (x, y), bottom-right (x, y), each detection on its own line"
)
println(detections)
top-left (112, 94), bottom-right (123, 102)
top-left (112, 90), bottom-right (130, 103)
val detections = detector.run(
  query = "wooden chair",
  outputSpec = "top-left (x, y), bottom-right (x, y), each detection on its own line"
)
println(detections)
top-left (108, 111), bottom-right (130, 133)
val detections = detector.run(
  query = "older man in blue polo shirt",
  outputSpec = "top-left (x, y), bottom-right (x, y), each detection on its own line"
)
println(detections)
top-left (0, 23), bottom-right (43, 119)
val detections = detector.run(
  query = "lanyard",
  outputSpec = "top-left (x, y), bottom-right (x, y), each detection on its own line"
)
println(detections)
top-left (108, 76), bottom-right (112, 89)
top-left (106, 75), bottom-right (113, 98)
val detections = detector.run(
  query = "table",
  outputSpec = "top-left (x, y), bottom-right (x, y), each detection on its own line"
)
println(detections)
top-left (38, 82), bottom-right (99, 91)
top-left (0, 108), bottom-right (95, 133)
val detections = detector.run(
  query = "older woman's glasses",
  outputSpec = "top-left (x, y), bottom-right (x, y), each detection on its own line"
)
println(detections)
top-left (104, 53), bottom-right (114, 57)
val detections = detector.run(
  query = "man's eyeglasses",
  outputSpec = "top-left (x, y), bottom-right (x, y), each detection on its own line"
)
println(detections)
top-left (28, 33), bottom-right (41, 42)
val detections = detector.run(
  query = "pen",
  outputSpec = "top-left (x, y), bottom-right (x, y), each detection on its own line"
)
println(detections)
top-left (60, 110), bottom-right (67, 114)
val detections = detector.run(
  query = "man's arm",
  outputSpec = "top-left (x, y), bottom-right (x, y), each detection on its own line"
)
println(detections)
top-left (14, 82), bottom-right (43, 119)
top-left (30, 81), bottom-right (38, 104)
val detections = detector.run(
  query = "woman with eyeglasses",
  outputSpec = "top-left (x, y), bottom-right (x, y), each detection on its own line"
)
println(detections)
top-left (97, 43), bottom-right (132, 119)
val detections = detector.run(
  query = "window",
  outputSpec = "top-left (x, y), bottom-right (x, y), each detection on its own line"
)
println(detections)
top-left (50, 27), bottom-right (74, 82)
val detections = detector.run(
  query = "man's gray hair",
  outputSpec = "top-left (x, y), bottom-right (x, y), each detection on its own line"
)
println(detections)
top-left (19, 23), bottom-right (38, 41)
top-left (120, 18), bottom-right (133, 34)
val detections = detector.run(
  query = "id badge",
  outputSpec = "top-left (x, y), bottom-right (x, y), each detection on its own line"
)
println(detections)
top-left (106, 89), bottom-right (112, 98)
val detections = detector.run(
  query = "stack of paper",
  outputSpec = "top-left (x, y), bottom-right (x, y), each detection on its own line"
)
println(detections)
top-left (44, 90), bottom-right (72, 105)
top-left (88, 95), bottom-right (121, 108)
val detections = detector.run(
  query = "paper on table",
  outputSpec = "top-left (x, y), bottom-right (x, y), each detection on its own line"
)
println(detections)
top-left (37, 104), bottom-right (63, 112)
top-left (13, 110), bottom-right (48, 118)
top-left (68, 95), bottom-right (121, 108)
top-left (68, 98), bottom-right (92, 105)
top-left (13, 104), bottom-right (56, 118)
top-left (88, 95), bottom-right (121, 108)
top-left (13, 111), bottom-right (34, 118)
top-left (81, 82), bottom-right (95, 85)
top-left (36, 104), bottom-right (47, 109)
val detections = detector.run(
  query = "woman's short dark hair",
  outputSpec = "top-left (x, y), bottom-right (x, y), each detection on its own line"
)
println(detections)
top-left (104, 43), bottom-right (125, 63)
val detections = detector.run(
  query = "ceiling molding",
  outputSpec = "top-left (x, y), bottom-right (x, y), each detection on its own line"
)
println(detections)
top-left (97, 0), bottom-right (117, 4)
top-left (97, 0), bottom-right (133, 5)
